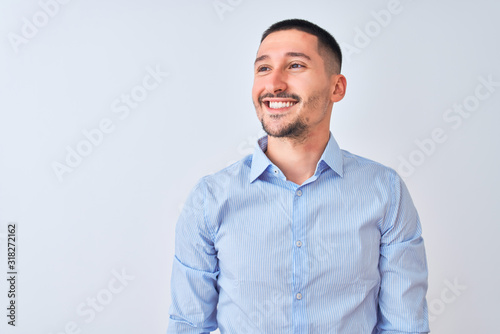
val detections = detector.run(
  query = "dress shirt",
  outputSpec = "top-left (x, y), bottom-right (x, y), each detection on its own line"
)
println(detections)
top-left (167, 131), bottom-right (429, 334)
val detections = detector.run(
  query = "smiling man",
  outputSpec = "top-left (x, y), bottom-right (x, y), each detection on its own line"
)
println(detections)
top-left (167, 19), bottom-right (429, 334)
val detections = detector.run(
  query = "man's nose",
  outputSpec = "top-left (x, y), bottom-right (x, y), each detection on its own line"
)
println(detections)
top-left (265, 70), bottom-right (287, 94)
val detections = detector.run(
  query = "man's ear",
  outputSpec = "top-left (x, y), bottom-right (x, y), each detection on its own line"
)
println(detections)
top-left (330, 74), bottom-right (347, 103)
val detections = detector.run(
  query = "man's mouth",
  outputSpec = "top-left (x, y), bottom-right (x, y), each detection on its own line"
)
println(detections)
top-left (267, 101), bottom-right (297, 109)
top-left (259, 93), bottom-right (301, 112)
top-left (263, 100), bottom-right (298, 110)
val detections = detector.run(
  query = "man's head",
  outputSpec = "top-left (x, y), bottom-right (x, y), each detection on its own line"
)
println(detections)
top-left (252, 19), bottom-right (346, 141)
top-left (261, 19), bottom-right (343, 75)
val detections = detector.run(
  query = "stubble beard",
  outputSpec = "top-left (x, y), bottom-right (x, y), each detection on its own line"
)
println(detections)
top-left (257, 93), bottom-right (326, 141)
top-left (260, 112), bottom-right (308, 139)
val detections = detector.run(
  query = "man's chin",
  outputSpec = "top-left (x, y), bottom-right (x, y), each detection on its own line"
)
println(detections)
top-left (261, 121), bottom-right (308, 139)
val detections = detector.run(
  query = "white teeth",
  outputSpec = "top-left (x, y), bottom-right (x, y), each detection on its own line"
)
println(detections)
top-left (269, 101), bottom-right (296, 109)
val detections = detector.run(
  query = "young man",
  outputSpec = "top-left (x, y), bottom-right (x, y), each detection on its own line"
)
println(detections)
top-left (167, 19), bottom-right (429, 334)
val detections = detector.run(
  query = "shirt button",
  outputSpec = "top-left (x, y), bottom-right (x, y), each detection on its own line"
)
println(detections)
top-left (274, 169), bottom-right (278, 174)
top-left (296, 240), bottom-right (302, 247)
top-left (296, 293), bottom-right (302, 300)
top-left (296, 190), bottom-right (302, 196)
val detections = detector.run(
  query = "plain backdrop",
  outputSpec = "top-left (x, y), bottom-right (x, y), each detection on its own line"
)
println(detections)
top-left (1, 0), bottom-right (499, 333)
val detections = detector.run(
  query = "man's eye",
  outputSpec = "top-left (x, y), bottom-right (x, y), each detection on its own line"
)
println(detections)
top-left (290, 63), bottom-right (304, 69)
top-left (257, 66), bottom-right (270, 72)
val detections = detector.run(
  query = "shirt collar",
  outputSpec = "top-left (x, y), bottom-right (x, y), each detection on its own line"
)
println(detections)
top-left (249, 131), bottom-right (344, 183)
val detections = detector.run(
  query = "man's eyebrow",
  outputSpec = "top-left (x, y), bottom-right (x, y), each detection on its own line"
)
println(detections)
top-left (254, 55), bottom-right (269, 65)
top-left (286, 52), bottom-right (311, 60)
top-left (254, 52), bottom-right (311, 65)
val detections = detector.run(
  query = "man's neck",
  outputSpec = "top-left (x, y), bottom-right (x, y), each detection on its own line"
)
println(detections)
top-left (265, 129), bottom-right (330, 186)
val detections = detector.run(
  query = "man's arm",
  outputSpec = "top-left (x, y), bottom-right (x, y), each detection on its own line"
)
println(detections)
top-left (377, 171), bottom-right (430, 334)
top-left (167, 178), bottom-right (219, 334)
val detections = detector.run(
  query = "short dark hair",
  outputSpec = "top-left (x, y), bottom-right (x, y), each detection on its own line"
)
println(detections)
top-left (260, 19), bottom-right (342, 74)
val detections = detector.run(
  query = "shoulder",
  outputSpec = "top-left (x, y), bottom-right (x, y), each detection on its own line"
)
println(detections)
top-left (341, 149), bottom-right (398, 179)
top-left (198, 153), bottom-right (253, 195)
top-left (339, 149), bottom-right (404, 198)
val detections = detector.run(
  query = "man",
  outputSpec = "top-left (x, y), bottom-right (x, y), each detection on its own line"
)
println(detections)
top-left (167, 19), bottom-right (429, 334)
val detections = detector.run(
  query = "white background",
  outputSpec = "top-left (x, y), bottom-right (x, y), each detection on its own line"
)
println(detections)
top-left (1, 0), bottom-right (499, 333)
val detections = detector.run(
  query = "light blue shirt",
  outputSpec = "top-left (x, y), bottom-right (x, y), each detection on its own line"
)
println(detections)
top-left (167, 132), bottom-right (429, 334)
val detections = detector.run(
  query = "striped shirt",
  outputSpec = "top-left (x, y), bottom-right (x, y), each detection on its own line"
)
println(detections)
top-left (167, 132), bottom-right (429, 334)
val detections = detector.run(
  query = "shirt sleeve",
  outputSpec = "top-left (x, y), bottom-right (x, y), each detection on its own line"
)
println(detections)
top-left (167, 178), bottom-right (219, 334)
top-left (376, 171), bottom-right (430, 334)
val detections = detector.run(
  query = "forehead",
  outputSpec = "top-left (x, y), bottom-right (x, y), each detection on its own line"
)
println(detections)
top-left (257, 29), bottom-right (320, 58)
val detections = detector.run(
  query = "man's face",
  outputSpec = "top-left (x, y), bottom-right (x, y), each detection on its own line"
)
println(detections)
top-left (252, 29), bottom-right (340, 140)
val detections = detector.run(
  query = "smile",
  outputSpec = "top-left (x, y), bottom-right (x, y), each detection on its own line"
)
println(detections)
top-left (265, 101), bottom-right (298, 109)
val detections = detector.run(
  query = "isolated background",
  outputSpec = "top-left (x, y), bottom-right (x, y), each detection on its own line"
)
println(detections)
top-left (1, 0), bottom-right (499, 333)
